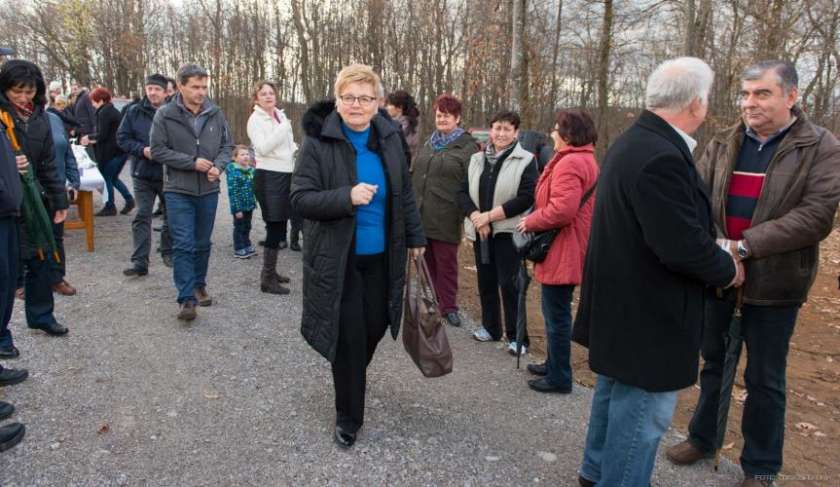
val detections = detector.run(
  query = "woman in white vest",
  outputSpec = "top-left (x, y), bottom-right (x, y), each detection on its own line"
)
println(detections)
top-left (247, 80), bottom-right (298, 295)
top-left (457, 111), bottom-right (538, 355)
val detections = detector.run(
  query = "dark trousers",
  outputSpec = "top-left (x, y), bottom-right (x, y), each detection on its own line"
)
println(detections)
top-left (49, 220), bottom-right (65, 285)
top-left (131, 177), bottom-right (171, 270)
top-left (290, 214), bottom-right (302, 244)
top-left (424, 238), bottom-right (459, 314)
top-left (264, 221), bottom-right (287, 248)
top-left (0, 217), bottom-right (19, 349)
top-left (233, 211), bottom-right (253, 251)
top-left (688, 294), bottom-right (799, 477)
top-left (101, 155), bottom-right (133, 208)
top-left (542, 284), bottom-right (575, 389)
top-left (473, 233), bottom-right (526, 345)
top-left (332, 252), bottom-right (389, 433)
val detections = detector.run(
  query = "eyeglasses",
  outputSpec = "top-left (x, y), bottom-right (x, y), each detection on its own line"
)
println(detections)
top-left (339, 94), bottom-right (377, 107)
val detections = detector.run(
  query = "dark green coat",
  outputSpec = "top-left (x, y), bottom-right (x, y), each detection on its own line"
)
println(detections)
top-left (411, 132), bottom-right (478, 243)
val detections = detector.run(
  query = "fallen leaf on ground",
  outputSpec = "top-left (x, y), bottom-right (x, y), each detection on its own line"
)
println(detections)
top-left (98, 424), bottom-right (109, 434)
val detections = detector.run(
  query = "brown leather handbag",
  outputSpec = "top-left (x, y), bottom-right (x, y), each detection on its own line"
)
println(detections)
top-left (403, 256), bottom-right (453, 378)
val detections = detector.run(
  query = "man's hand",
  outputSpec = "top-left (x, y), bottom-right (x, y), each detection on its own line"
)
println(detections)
top-left (195, 158), bottom-right (214, 173)
top-left (409, 247), bottom-right (425, 259)
top-left (235, 211), bottom-right (243, 219)
top-left (725, 257), bottom-right (745, 289)
top-left (15, 155), bottom-right (29, 174)
top-left (143, 147), bottom-right (152, 159)
top-left (206, 166), bottom-right (220, 182)
top-left (53, 209), bottom-right (68, 224)
top-left (350, 183), bottom-right (377, 206)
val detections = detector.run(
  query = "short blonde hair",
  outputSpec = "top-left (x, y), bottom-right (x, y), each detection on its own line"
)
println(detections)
top-left (333, 64), bottom-right (381, 99)
top-left (53, 94), bottom-right (68, 110)
top-left (233, 144), bottom-right (250, 158)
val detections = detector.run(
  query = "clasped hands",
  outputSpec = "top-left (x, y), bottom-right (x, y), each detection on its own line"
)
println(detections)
top-left (470, 210), bottom-right (492, 240)
top-left (717, 238), bottom-right (746, 289)
top-left (195, 158), bottom-right (220, 182)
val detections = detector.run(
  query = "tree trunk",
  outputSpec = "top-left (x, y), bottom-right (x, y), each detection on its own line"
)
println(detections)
top-left (596, 0), bottom-right (614, 152)
top-left (510, 0), bottom-right (526, 111)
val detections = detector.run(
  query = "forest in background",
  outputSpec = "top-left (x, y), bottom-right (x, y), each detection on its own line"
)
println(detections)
top-left (2, 0), bottom-right (840, 151)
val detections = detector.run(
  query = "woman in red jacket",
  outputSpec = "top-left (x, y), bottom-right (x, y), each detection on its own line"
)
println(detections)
top-left (516, 109), bottom-right (599, 394)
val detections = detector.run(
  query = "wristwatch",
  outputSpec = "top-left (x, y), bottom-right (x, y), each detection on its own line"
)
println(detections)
top-left (737, 240), bottom-right (750, 259)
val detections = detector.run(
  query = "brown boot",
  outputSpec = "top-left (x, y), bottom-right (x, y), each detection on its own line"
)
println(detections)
top-left (194, 286), bottom-right (212, 306)
top-left (665, 440), bottom-right (712, 466)
top-left (261, 248), bottom-right (290, 295)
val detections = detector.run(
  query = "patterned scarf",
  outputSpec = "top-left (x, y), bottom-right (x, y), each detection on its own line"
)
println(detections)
top-left (13, 102), bottom-right (34, 122)
top-left (484, 141), bottom-right (515, 167)
top-left (430, 127), bottom-right (465, 151)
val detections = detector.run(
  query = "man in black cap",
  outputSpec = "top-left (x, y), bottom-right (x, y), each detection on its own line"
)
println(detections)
top-left (117, 74), bottom-right (173, 276)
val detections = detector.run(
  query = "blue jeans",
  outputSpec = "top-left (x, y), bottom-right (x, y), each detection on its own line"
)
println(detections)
top-left (232, 211), bottom-right (253, 251)
top-left (688, 295), bottom-right (799, 478)
top-left (0, 217), bottom-right (19, 349)
top-left (580, 375), bottom-right (678, 486)
top-left (101, 155), bottom-right (133, 208)
top-left (542, 284), bottom-right (575, 389)
top-left (165, 192), bottom-right (218, 304)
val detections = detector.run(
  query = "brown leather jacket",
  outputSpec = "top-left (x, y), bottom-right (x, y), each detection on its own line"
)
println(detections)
top-left (697, 108), bottom-right (840, 305)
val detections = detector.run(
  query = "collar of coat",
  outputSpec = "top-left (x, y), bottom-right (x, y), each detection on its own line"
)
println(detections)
top-left (714, 105), bottom-right (819, 149)
top-left (251, 105), bottom-right (287, 123)
top-left (634, 110), bottom-right (696, 163)
top-left (302, 98), bottom-right (399, 142)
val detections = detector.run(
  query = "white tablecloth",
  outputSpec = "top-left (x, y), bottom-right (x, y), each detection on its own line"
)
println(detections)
top-left (72, 144), bottom-right (105, 193)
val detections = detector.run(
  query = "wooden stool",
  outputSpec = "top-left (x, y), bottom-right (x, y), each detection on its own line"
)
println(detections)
top-left (64, 190), bottom-right (95, 251)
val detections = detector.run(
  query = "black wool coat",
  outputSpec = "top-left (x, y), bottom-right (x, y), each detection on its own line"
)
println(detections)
top-left (92, 103), bottom-right (124, 163)
top-left (572, 110), bottom-right (736, 392)
top-left (291, 100), bottom-right (426, 363)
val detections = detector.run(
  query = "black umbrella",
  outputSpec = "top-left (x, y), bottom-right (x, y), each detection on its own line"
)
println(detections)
top-left (514, 260), bottom-right (532, 368)
top-left (714, 288), bottom-right (744, 470)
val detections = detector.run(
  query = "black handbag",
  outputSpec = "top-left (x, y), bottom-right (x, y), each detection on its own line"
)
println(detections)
top-left (513, 182), bottom-right (597, 263)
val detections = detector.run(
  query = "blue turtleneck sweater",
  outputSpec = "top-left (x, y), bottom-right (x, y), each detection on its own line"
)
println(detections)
top-left (341, 122), bottom-right (387, 255)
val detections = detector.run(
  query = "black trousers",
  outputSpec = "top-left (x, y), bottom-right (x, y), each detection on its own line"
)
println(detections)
top-left (332, 252), bottom-right (389, 433)
top-left (49, 220), bottom-right (65, 285)
top-left (0, 217), bottom-right (19, 350)
top-left (473, 233), bottom-right (527, 345)
top-left (264, 221), bottom-right (287, 248)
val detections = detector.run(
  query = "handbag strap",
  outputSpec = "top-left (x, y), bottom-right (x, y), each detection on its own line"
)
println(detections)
top-left (415, 256), bottom-right (440, 306)
top-left (578, 181), bottom-right (597, 209)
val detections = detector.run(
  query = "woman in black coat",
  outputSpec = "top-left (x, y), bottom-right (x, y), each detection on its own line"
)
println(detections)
top-left (0, 60), bottom-right (70, 349)
top-left (81, 87), bottom-right (133, 216)
top-left (291, 64), bottom-right (425, 449)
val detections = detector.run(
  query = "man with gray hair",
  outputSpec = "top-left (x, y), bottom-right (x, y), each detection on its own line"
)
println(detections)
top-left (571, 57), bottom-right (743, 486)
top-left (666, 61), bottom-right (840, 487)
top-left (151, 64), bottom-right (232, 321)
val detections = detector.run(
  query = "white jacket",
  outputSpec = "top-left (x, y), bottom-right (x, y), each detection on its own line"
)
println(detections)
top-left (246, 106), bottom-right (297, 173)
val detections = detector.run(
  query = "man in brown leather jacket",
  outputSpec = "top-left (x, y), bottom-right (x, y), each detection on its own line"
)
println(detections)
top-left (666, 60), bottom-right (840, 487)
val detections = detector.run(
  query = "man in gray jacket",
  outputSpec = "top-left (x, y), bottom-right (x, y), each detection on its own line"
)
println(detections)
top-left (150, 64), bottom-right (232, 321)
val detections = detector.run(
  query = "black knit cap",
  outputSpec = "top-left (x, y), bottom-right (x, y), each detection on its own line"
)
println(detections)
top-left (145, 73), bottom-right (167, 89)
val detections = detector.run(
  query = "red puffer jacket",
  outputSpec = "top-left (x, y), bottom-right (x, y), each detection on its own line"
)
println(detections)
top-left (524, 144), bottom-right (599, 285)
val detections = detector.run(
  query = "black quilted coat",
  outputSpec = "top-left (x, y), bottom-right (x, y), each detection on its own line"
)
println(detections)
top-left (291, 100), bottom-right (426, 363)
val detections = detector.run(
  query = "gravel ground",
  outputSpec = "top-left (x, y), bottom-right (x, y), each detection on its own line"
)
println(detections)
top-left (0, 176), bottom-right (745, 486)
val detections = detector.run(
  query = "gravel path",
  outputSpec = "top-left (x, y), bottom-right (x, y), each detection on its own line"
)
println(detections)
top-left (0, 177), bottom-right (745, 486)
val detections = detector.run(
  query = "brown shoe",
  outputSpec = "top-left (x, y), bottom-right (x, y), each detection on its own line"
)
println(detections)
top-left (177, 301), bottom-right (197, 321)
top-left (665, 440), bottom-right (712, 466)
top-left (52, 280), bottom-right (77, 296)
top-left (194, 287), bottom-right (212, 307)
top-left (741, 477), bottom-right (774, 487)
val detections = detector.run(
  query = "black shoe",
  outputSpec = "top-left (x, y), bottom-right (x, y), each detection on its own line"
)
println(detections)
top-left (445, 312), bottom-right (462, 327)
top-left (0, 345), bottom-right (19, 359)
top-left (290, 241), bottom-right (301, 252)
top-left (96, 206), bottom-right (117, 217)
top-left (120, 199), bottom-right (135, 215)
top-left (152, 206), bottom-right (163, 217)
top-left (527, 362), bottom-right (547, 376)
top-left (258, 240), bottom-right (265, 247)
top-left (0, 368), bottom-right (28, 387)
top-left (153, 226), bottom-right (163, 232)
top-left (578, 475), bottom-right (596, 487)
top-left (162, 254), bottom-right (173, 268)
top-left (0, 423), bottom-right (25, 452)
top-left (0, 401), bottom-right (14, 421)
top-left (528, 377), bottom-right (571, 394)
top-left (278, 240), bottom-right (288, 250)
top-left (123, 266), bottom-right (148, 277)
top-left (29, 322), bottom-right (69, 336)
top-left (334, 425), bottom-right (356, 449)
